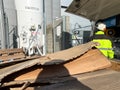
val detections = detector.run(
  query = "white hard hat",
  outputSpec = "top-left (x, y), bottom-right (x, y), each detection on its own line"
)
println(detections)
top-left (96, 23), bottom-right (106, 31)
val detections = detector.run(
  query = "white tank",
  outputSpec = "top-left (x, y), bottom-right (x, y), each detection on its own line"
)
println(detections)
top-left (0, 0), bottom-right (17, 49)
top-left (15, 0), bottom-right (44, 55)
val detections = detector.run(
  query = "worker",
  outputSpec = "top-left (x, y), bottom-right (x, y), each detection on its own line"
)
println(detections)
top-left (90, 22), bottom-right (114, 59)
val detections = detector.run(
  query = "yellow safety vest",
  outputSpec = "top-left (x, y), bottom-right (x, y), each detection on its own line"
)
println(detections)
top-left (93, 31), bottom-right (114, 59)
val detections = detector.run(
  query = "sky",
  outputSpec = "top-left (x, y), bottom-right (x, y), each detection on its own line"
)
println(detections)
top-left (61, 0), bottom-right (91, 31)
top-left (61, 0), bottom-right (73, 6)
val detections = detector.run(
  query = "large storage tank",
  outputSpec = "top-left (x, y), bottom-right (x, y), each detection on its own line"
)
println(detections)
top-left (0, 0), bottom-right (17, 49)
top-left (15, 0), bottom-right (44, 55)
top-left (45, 0), bottom-right (61, 24)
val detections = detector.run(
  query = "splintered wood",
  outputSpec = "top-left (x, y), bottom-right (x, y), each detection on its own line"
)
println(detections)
top-left (0, 42), bottom-right (112, 89)
top-left (13, 49), bottom-right (111, 81)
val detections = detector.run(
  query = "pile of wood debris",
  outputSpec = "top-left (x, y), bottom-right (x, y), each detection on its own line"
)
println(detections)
top-left (0, 42), bottom-right (114, 90)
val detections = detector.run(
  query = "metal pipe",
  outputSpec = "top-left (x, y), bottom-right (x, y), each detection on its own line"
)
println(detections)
top-left (43, 0), bottom-right (46, 55)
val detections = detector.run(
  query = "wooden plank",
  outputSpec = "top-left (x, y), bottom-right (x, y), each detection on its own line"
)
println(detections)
top-left (0, 58), bottom-right (42, 82)
top-left (0, 42), bottom-right (110, 85)
top-left (0, 53), bottom-right (25, 61)
top-left (0, 48), bottom-right (25, 61)
top-left (0, 48), bottom-right (23, 54)
top-left (46, 41), bottom-right (99, 61)
top-left (12, 49), bottom-right (111, 82)
top-left (2, 70), bottom-right (120, 90)
top-left (0, 55), bottom-right (41, 68)
top-left (0, 70), bottom-right (113, 87)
